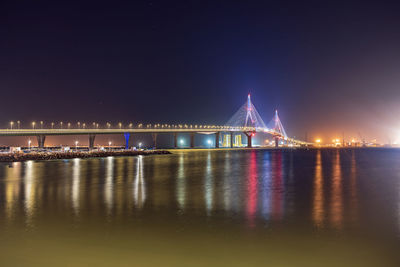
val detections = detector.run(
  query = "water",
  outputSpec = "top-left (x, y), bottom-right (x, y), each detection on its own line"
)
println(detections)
top-left (0, 149), bottom-right (399, 266)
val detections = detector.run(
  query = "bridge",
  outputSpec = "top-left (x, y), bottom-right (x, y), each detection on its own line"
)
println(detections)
top-left (0, 95), bottom-right (309, 149)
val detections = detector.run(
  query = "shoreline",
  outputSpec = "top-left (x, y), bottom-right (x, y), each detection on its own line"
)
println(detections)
top-left (0, 150), bottom-right (171, 162)
top-left (1, 146), bottom-right (397, 162)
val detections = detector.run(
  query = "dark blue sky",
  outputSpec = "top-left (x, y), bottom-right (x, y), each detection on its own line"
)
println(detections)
top-left (1, 1), bottom-right (400, 142)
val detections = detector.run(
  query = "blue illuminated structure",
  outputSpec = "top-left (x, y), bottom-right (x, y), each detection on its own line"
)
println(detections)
top-left (124, 133), bottom-right (130, 149)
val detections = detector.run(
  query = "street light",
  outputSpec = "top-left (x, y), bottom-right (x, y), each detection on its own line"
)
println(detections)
top-left (40, 121), bottom-right (43, 129)
top-left (51, 122), bottom-right (54, 129)
top-left (17, 121), bottom-right (20, 129)
top-left (119, 122), bottom-right (122, 129)
top-left (108, 141), bottom-right (112, 150)
top-left (60, 121), bottom-right (63, 129)
top-left (75, 141), bottom-right (79, 150)
top-left (10, 121), bottom-right (14, 129)
top-left (32, 121), bottom-right (36, 129)
top-left (28, 139), bottom-right (31, 150)
top-left (68, 122), bottom-right (71, 129)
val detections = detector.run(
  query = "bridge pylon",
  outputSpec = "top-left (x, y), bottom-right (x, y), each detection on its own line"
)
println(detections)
top-left (244, 131), bottom-right (255, 148)
top-left (89, 134), bottom-right (96, 149)
top-left (225, 94), bottom-right (267, 129)
top-left (37, 135), bottom-right (46, 148)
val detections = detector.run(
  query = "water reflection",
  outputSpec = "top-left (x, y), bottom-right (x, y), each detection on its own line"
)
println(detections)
top-left (222, 153), bottom-right (231, 212)
top-left (286, 152), bottom-right (295, 216)
top-left (349, 151), bottom-right (358, 224)
top-left (24, 161), bottom-right (35, 226)
top-left (313, 150), bottom-right (324, 228)
top-left (330, 150), bottom-right (343, 229)
top-left (260, 152), bottom-right (271, 221)
top-left (0, 149), bottom-right (396, 237)
top-left (4, 162), bottom-right (21, 221)
top-left (176, 154), bottom-right (186, 210)
top-left (72, 158), bottom-right (80, 215)
top-left (246, 151), bottom-right (258, 227)
top-left (133, 156), bottom-right (146, 208)
top-left (104, 157), bottom-right (114, 215)
top-left (271, 151), bottom-right (284, 221)
top-left (204, 152), bottom-right (213, 215)
top-left (90, 159), bottom-right (100, 215)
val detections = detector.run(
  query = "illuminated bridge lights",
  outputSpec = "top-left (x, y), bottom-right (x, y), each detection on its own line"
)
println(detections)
top-left (2, 96), bottom-right (311, 146)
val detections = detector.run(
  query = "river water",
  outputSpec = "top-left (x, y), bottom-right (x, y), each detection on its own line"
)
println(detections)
top-left (0, 149), bottom-right (399, 266)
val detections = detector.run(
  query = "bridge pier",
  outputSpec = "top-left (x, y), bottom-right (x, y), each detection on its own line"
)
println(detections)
top-left (274, 136), bottom-right (279, 148)
top-left (37, 135), bottom-right (46, 148)
top-left (152, 133), bottom-right (158, 149)
top-left (124, 133), bottom-right (130, 149)
top-left (215, 132), bottom-right (220, 148)
top-left (244, 132), bottom-right (253, 148)
top-left (247, 134), bottom-right (252, 148)
top-left (173, 133), bottom-right (178, 148)
top-left (89, 134), bottom-right (96, 149)
top-left (230, 132), bottom-right (233, 148)
top-left (190, 132), bottom-right (195, 148)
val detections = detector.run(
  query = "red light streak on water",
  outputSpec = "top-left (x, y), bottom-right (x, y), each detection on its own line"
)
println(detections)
top-left (246, 151), bottom-right (258, 228)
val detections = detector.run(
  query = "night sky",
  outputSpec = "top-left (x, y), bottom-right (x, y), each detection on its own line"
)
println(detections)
top-left (2, 1), bottom-right (400, 143)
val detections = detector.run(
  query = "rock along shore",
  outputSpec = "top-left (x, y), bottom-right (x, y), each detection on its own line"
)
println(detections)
top-left (0, 150), bottom-right (171, 162)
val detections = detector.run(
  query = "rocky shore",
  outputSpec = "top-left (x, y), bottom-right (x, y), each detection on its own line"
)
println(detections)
top-left (0, 150), bottom-right (171, 162)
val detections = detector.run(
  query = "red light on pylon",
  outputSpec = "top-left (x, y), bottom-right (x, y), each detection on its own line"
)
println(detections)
top-left (252, 133), bottom-right (255, 137)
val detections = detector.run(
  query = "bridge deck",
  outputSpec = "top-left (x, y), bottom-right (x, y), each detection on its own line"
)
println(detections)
top-left (0, 128), bottom-right (309, 145)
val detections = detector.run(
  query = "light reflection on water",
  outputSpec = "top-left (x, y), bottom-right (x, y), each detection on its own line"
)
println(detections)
top-left (204, 152), bottom-right (213, 215)
top-left (24, 160), bottom-right (34, 227)
top-left (246, 151), bottom-right (257, 227)
top-left (133, 155), bottom-right (146, 208)
top-left (330, 150), bottom-right (343, 229)
top-left (260, 151), bottom-right (271, 221)
top-left (72, 158), bottom-right (80, 215)
top-left (0, 149), bottom-right (398, 231)
top-left (0, 149), bottom-right (399, 265)
top-left (313, 150), bottom-right (324, 227)
top-left (176, 153), bottom-right (185, 210)
top-left (104, 156), bottom-right (114, 215)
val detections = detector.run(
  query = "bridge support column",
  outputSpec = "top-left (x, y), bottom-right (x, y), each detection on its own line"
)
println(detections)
top-left (174, 133), bottom-right (178, 148)
top-left (230, 132), bottom-right (233, 148)
top-left (247, 134), bottom-right (252, 148)
top-left (89, 134), bottom-right (96, 149)
top-left (274, 136), bottom-right (279, 148)
top-left (152, 133), bottom-right (158, 149)
top-left (190, 132), bottom-right (195, 148)
top-left (124, 133), bottom-right (130, 149)
top-left (37, 135), bottom-right (46, 148)
top-left (244, 132), bottom-right (252, 148)
top-left (215, 132), bottom-right (220, 148)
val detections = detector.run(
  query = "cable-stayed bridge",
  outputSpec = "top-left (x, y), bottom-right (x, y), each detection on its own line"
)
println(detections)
top-left (0, 95), bottom-right (309, 148)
